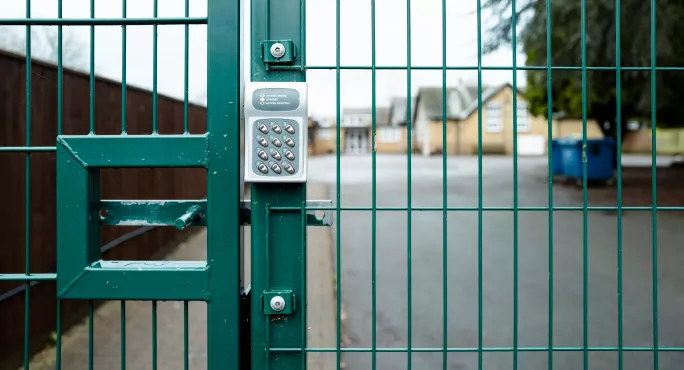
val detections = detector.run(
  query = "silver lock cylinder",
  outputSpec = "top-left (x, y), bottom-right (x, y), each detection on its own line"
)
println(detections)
top-left (270, 43), bottom-right (286, 58)
top-left (270, 295), bottom-right (286, 312)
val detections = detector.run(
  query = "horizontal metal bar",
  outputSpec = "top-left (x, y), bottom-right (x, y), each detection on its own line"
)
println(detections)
top-left (270, 346), bottom-right (684, 353)
top-left (100, 200), bottom-right (207, 227)
top-left (305, 65), bottom-right (683, 71)
top-left (0, 273), bottom-right (57, 281)
top-left (0, 146), bottom-right (56, 152)
top-left (100, 199), bottom-right (332, 227)
top-left (59, 261), bottom-right (210, 301)
top-left (0, 227), bottom-right (157, 304)
top-left (288, 206), bottom-right (684, 212)
top-left (262, 200), bottom-right (334, 226)
top-left (58, 134), bottom-right (209, 168)
top-left (0, 17), bottom-right (207, 26)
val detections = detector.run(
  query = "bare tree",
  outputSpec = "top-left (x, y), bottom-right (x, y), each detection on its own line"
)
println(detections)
top-left (0, 26), bottom-right (87, 70)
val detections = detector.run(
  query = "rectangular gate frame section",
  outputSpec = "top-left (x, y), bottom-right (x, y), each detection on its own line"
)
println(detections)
top-left (57, 134), bottom-right (212, 301)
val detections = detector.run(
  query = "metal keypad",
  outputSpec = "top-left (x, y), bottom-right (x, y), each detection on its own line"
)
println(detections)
top-left (252, 118), bottom-right (300, 177)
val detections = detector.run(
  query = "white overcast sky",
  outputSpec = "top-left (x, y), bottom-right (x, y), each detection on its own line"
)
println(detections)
top-left (0, 0), bottom-right (526, 118)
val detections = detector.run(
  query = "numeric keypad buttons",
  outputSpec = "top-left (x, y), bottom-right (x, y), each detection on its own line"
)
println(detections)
top-left (270, 162), bottom-right (282, 174)
top-left (253, 119), bottom-right (299, 177)
top-left (283, 161), bottom-right (295, 174)
top-left (257, 135), bottom-right (269, 147)
top-left (270, 149), bottom-right (282, 160)
top-left (256, 162), bottom-right (268, 174)
top-left (283, 149), bottom-right (295, 161)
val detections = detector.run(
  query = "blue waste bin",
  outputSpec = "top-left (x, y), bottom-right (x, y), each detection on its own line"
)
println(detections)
top-left (551, 139), bottom-right (567, 175)
top-left (562, 138), bottom-right (616, 181)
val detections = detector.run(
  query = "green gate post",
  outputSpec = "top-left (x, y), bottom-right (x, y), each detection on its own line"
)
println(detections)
top-left (207, 0), bottom-right (244, 367)
top-left (250, 0), bottom-right (308, 368)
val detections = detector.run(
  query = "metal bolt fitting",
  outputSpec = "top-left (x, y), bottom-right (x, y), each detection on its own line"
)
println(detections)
top-left (270, 296), bottom-right (286, 312)
top-left (270, 43), bottom-right (286, 58)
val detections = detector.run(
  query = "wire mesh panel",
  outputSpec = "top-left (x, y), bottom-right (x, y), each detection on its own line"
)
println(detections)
top-left (0, 0), bottom-right (242, 368)
top-left (297, 0), bottom-right (683, 369)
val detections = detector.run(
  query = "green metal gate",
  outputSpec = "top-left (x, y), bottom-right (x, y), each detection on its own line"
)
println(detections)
top-left (0, 0), bottom-right (677, 368)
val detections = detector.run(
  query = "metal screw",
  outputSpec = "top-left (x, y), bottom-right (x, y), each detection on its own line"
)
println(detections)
top-left (270, 43), bottom-right (286, 58)
top-left (270, 296), bottom-right (285, 312)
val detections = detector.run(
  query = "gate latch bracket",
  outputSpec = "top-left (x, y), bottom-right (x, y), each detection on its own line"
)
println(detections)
top-left (262, 290), bottom-right (295, 315)
top-left (262, 40), bottom-right (296, 64)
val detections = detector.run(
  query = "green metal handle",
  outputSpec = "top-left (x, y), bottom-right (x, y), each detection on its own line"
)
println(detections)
top-left (174, 205), bottom-right (202, 230)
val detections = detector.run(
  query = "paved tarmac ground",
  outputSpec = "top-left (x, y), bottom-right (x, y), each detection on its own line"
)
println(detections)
top-left (308, 154), bottom-right (684, 370)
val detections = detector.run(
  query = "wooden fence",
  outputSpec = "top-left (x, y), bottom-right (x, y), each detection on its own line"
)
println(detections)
top-left (0, 50), bottom-right (208, 369)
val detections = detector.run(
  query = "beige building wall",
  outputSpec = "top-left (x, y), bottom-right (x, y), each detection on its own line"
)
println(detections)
top-left (424, 87), bottom-right (604, 155)
top-left (311, 127), bottom-right (345, 155)
top-left (375, 126), bottom-right (408, 154)
top-left (622, 129), bottom-right (684, 155)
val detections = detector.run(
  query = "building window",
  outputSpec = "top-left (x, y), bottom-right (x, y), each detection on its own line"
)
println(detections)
top-left (485, 103), bottom-right (502, 133)
top-left (517, 102), bottom-right (530, 132)
top-left (317, 128), bottom-right (332, 140)
top-left (378, 127), bottom-right (401, 143)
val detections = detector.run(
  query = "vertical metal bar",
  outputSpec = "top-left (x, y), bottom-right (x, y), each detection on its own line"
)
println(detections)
top-left (206, 0), bottom-right (242, 367)
top-left (24, 0), bottom-right (32, 367)
top-left (121, 301), bottom-right (126, 370)
top-left (121, 0), bottom-right (127, 134)
top-left (441, 0), bottom-right (448, 367)
top-left (511, 0), bottom-right (519, 368)
top-left (263, 204), bottom-right (271, 370)
top-left (57, 0), bottom-right (63, 136)
top-left (545, 0), bottom-right (554, 368)
top-left (183, 301), bottom-right (189, 370)
top-left (89, 0), bottom-right (95, 134)
top-left (406, 0), bottom-right (413, 367)
top-left (615, 0), bottom-right (623, 368)
top-left (650, 0), bottom-right (659, 367)
top-left (300, 202), bottom-right (308, 370)
top-left (152, 0), bottom-right (158, 134)
top-left (265, 0), bottom-right (270, 38)
top-left (152, 301), bottom-right (157, 370)
top-left (88, 301), bottom-right (94, 370)
top-left (335, 0), bottom-right (342, 367)
top-left (371, 0), bottom-right (377, 367)
top-left (475, 0), bottom-right (483, 369)
top-left (299, 0), bottom-right (305, 72)
top-left (183, 0), bottom-right (189, 133)
top-left (56, 301), bottom-right (61, 369)
top-left (580, 0), bottom-right (588, 367)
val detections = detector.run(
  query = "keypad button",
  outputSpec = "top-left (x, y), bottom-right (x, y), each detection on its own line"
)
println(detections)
top-left (271, 137), bottom-right (282, 147)
top-left (270, 162), bottom-right (282, 174)
top-left (257, 136), bottom-right (269, 147)
top-left (258, 123), bottom-right (269, 134)
top-left (257, 149), bottom-right (268, 160)
top-left (256, 162), bottom-right (268, 174)
top-left (283, 149), bottom-right (295, 161)
top-left (270, 149), bottom-right (282, 161)
top-left (283, 161), bottom-right (295, 174)
top-left (285, 124), bottom-right (295, 134)
top-left (283, 136), bottom-right (295, 147)
top-left (271, 124), bottom-right (282, 134)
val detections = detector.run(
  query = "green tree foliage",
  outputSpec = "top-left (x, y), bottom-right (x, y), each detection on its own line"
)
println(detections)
top-left (483, 0), bottom-right (684, 137)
